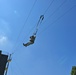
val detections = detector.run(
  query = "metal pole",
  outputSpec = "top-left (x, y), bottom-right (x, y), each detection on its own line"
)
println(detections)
top-left (4, 54), bottom-right (11, 75)
top-left (5, 62), bottom-right (9, 75)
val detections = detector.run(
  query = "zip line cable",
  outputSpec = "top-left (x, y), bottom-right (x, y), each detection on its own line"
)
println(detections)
top-left (11, 15), bottom-right (44, 55)
top-left (8, 3), bottom-right (76, 75)
top-left (22, 0), bottom-right (66, 40)
top-left (11, 0), bottom-right (37, 55)
top-left (11, 0), bottom-right (67, 54)
top-left (38, 5), bottom-right (76, 35)
top-left (23, 0), bottom-right (66, 37)
top-left (42, 0), bottom-right (67, 25)
top-left (18, 0), bottom-right (54, 38)
top-left (43, 0), bottom-right (55, 15)
top-left (29, 0), bottom-right (66, 37)
top-left (29, 0), bottom-right (67, 37)
top-left (17, 0), bottom-right (54, 39)
top-left (7, 1), bottom-right (76, 75)
top-left (22, 0), bottom-right (55, 41)
top-left (6, 0), bottom-right (57, 74)
top-left (11, 0), bottom-right (72, 55)
top-left (11, 0), bottom-right (54, 55)
top-left (11, 0), bottom-right (55, 55)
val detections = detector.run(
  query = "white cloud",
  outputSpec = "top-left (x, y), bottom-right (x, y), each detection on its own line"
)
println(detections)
top-left (0, 36), bottom-right (7, 45)
top-left (0, 35), bottom-right (13, 53)
top-left (0, 19), bottom-right (13, 53)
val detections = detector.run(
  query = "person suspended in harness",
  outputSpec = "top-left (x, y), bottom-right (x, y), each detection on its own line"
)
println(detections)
top-left (23, 15), bottom-right (44, 47)
top-left (23, 34), bottom-right (36, 47)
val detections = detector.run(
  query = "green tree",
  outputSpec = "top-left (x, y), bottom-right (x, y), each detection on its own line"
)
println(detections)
top-left (71, 66), bottom-right (76, 75)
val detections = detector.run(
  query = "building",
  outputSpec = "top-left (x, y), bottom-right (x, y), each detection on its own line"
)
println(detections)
top-left (0, 50), bottom-right (8, 75)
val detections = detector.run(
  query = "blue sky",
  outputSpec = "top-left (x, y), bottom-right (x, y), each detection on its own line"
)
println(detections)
top-left (0, 0), bottom-right (76, 75)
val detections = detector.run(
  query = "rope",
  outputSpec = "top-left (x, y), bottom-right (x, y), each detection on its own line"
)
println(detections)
top-left (35, 15), bottom-right (44, 35)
